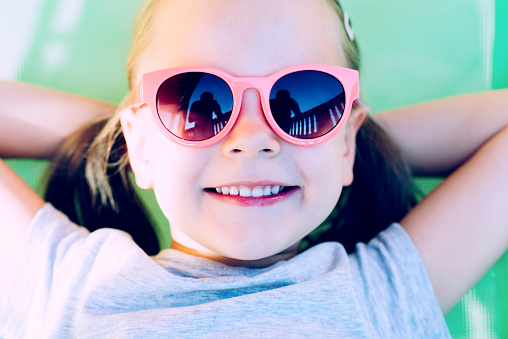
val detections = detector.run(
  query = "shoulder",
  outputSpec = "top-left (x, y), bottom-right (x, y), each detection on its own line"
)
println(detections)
top-left (7, 203), bottom-right (147, 283)
top-left (28, 203), bottom-right (135, 250)
top-left (348, 223), bottom-right (451, 337)
top-left (0, 203), bottom-right (153, 336)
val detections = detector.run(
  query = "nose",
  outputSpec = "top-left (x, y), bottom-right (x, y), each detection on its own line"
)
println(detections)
top-left (221, 89), bottom-right (281, 158)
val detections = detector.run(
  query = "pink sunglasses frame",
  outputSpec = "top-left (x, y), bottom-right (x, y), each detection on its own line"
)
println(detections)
top-left (139, 64), bottom-right (359, 147)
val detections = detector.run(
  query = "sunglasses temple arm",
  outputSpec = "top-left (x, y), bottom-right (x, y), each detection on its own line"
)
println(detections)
top-left (350, 76), bottom-right (369, 112)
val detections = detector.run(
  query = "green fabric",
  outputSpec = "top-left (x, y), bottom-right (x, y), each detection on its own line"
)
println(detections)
top-left (341, 0), bottom-right (494, 110)
top-left (1, 1), bottom-right (506, 337)
top-left (493, 0), bottom-right (508, 89)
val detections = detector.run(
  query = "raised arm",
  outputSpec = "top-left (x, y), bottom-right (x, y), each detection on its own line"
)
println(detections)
top-left (0, 160), bottom-right (45, 281)
top-left (375, 89), bottom-right (508, 177)
top-left (0, 80), bottom-right (114, 293)
top-left (374, 89), bottom-right (508, 313)
top-left (0, 79), bottom-right (114, 159)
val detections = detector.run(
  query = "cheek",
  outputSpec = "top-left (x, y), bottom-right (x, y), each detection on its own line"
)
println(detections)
top-left (144, 133), bottom-right (206, 224)
top-left (298, 138), bottom-right (345, 226)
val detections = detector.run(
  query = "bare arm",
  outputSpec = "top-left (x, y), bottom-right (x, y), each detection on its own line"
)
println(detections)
top-left (374, 90), bottom-right (508, 313)
top-left (0, 80), bottom-right (115, 292)
top-left (0, 79), bottom-right (115, 159)
top-left (0, 158), bottom-right (46, 293)
top-left (375, 89), bottom-right (508, 176)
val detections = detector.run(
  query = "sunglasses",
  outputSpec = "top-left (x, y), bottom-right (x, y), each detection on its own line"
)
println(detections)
top-left (139, 64), bottom-right (359, 147)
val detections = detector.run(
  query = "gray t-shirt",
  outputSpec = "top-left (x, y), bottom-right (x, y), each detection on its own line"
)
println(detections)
top-left (0, 204), bottom-right (451, 338)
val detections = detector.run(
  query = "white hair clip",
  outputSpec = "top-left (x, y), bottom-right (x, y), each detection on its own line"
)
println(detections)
top-left (344, 12), bottom-right (355, 41)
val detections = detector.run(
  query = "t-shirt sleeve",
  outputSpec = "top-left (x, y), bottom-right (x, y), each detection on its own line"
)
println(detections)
top-left (348, 223), bottom-right (451, 338)
top-left (0, 203), bottom-right (143, 337)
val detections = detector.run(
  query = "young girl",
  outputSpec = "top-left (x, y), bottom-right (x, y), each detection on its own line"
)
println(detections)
top-left (1, 0), bottom-right (508, 337)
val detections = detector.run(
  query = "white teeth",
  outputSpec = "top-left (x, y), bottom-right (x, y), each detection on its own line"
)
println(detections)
top-left (239, 187), bottom-right (252, 197)
top-left (252, 187), bottom-right (264, 197)
top-left (212, 185), bottom-right (289, 197)
top-left (263, 186), bottom-right (271, 196)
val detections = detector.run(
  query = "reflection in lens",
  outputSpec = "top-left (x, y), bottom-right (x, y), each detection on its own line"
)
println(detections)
top-left (156, 72), bottom-right (233, 141)
top-left (269, 70), bottom-right (345, 139)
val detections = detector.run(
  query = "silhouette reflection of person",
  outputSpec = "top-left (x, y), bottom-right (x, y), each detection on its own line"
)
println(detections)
top-left (270, 89), bottom-right (301, 119)
top-left (187, 92), bottom-right (224, 139)
top-left (190, 92), bottom-right (222, 120)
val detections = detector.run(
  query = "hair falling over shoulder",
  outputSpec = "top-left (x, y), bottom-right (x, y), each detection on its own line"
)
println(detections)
top-left (44, 113), bottom-right (160, 255)
top-left (44, 0), bottom-right (165, 255)
top-left (300, 116), bottom-right (418, 253)
top-left (43, 0), bottom-right (166, 255)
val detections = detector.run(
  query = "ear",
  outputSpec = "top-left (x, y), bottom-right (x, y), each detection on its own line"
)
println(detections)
top-left (120, 105), bottom-right (154, 189)
top-left (342, 103), bottom-right (367, 186)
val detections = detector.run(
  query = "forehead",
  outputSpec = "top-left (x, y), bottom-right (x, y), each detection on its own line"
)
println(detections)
top-left (144, 0), bottom-right (346, 76)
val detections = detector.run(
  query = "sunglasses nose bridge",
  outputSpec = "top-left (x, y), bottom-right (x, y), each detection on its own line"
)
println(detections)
top-left (230, 77), bottom-right (271, 116)
top-left (233, 78), bottom-right (267, 95)
top-left (237, 75), bottom-right (274, 102)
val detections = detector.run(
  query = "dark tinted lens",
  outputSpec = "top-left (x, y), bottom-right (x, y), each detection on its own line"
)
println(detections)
top-left (156, 72), bottom-right (233, 141)
top-left (269, 70), bottom-right (346, 139)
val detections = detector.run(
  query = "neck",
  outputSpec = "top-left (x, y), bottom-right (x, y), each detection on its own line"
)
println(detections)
top-left (170, 241), bottom-right (300, 268)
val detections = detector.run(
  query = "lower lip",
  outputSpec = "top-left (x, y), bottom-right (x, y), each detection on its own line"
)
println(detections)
top-left (204, 188), bottom-right (298, 207)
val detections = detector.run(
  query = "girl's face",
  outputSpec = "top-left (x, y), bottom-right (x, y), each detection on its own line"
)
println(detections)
top-left (122, 0), bottom-right (364, 266)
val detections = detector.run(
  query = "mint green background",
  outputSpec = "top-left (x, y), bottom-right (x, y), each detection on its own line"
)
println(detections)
top-left (1, 0), bottom-right (507, 337)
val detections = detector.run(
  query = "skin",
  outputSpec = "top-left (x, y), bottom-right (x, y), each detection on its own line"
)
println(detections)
top-left (121, 0), bottom-right (366, 267)
top-left (0, 80), bottom-right (114, 159)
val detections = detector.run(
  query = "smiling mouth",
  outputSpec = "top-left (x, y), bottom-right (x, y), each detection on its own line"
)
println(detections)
top-left (204, 185), bottom-right (295, 197)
